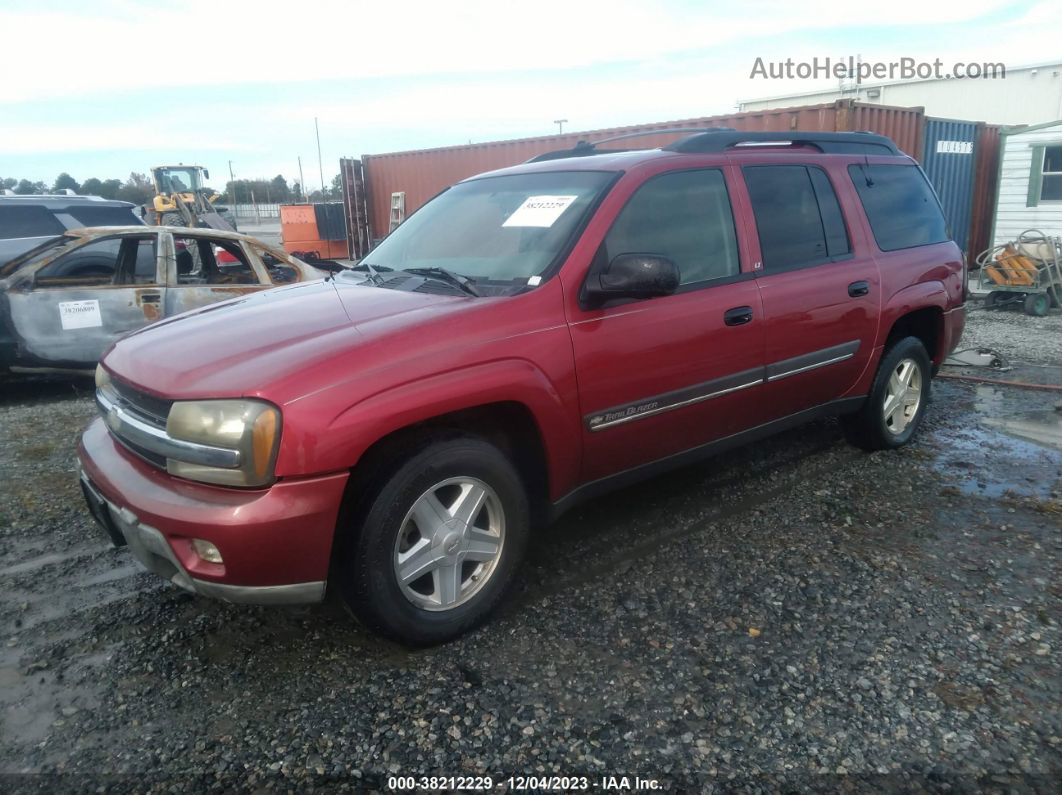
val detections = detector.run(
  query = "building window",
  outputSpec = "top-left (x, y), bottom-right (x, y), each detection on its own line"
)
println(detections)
top-left (1042, 145), bottom-right (1062, 201)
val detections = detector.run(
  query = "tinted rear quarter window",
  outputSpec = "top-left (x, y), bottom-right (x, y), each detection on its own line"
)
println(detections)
top-left (0, 206), bottom-right (66, 240)
top-left (848, 164), bottom-right (948, 251)
top-left (67, 206), bottom-right (141, 227)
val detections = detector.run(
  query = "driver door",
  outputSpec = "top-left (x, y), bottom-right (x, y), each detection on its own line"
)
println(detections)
top-left (567, 167), bottom-right (767, 483)
top-left (4, 234), bottom-right (164, 369)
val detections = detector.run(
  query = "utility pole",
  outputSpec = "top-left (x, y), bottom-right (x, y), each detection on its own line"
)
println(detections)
top-left (228, 160), bottom-right (237, 216)
top-left (315, 117), bottom-right (325, 197)
top-left (298, 156), bottom-right (306, 202)
top-left (554, 119), bottom-right (568, 134)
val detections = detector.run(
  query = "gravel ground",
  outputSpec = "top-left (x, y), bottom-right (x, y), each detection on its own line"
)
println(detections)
top-left (1, 343), bottom-right (1060, 792)
top-left (959, 295), bottom-right (1062, 366)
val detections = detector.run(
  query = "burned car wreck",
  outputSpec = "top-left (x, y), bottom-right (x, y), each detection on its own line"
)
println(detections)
top-left (0, 226), bottom-right (328, 373)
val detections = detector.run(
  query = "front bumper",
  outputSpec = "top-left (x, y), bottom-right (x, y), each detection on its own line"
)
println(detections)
top-left (78, 418), bottom-right (349, 605)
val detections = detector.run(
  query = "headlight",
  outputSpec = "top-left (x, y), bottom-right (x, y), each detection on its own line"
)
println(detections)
top-left (165, 400), bottom-right (280, 487)
top-left (95, 363), bottom-right (111, 390)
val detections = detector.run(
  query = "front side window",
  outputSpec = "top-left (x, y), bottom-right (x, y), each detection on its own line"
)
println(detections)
top-left (603, 168), bottom-right (739, 286)
top-left (173, 236), bottom-right (258, 285)
top-left (744, 165), bottom-right (850, 270)
top-left (253, 245), bottom-right (301, 284)
top-left (361, 170), bottom-right (614, 292)
top-left (848, 164), bottom-right (948, 251)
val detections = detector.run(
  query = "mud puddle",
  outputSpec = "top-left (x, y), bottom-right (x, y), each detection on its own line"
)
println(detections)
top-left (935, 380), bottom-right (1062, 499)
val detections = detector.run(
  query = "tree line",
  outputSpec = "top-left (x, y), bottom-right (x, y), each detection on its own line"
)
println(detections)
top-left (1, 172), bottom-right (343, 206)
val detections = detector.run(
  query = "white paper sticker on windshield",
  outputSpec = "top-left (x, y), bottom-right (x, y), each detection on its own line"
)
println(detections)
top-left (503, 195), bottom-right (577, 228)
top-left (59, 300), bottom-right (102, 330)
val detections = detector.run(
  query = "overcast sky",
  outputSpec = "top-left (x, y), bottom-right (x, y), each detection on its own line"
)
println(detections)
top-left (2, 0), bottom-right (1059, 190)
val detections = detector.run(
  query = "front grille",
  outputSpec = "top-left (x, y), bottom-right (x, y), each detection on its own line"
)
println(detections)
top-left (109, 376), bottom-right (172, 428)
top-left (99, 375), bottom-right (173, 469)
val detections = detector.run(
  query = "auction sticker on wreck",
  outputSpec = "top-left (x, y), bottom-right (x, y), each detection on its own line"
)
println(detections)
top-left (59, 300), bottom-right (103, 330)
top-left (503, 195), bottom-right (577, 227)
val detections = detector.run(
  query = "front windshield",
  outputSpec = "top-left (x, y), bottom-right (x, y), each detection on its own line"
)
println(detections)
top-left (364, 170), bottom-right (614, 286)
top-left (156, 168), bottom-right (203, 193)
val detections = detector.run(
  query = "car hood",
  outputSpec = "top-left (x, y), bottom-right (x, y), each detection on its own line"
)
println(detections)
top-left (103, 278), bottom-right (469, 401)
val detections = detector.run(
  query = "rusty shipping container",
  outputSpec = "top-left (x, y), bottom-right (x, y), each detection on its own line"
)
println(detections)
top-left (967, 124), bottom-right (1001, 259)
top-left (359, 99), bottom-right (926, 239)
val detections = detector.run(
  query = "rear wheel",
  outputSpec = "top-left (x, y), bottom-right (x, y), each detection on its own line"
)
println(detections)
top-left (1024, 292), bottom-right (1050, 317)
top-left (842, 336), bottom-right (931, 451)
top-left (338, 436), bottom-right (529, 646)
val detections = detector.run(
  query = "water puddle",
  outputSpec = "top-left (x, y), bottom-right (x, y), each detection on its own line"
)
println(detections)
top-left (936, 382), bottom-right (1062, 498)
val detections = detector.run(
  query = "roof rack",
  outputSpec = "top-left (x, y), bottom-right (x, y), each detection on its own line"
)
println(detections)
top-left (664, 130), bottom-right (900, 155)
top-left (526, 127), bottom-right (737, 162)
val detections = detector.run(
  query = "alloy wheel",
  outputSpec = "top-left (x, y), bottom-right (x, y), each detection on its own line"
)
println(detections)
top-left (882, 358), bottom-right (922, 435)
top-left (393, 477), bottom-right (505, 611)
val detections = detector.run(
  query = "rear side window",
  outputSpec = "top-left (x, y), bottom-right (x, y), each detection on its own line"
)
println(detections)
top-left (66, 205), bottom-right (141, 228)
top-left (743, 166), bottom-right (850, 271)
top-left (604, 168), bottom-right (740, 286)
top-left (848, 164), bottom-right (948, 251)
top-left (0, 206), bottom-right (65, 240)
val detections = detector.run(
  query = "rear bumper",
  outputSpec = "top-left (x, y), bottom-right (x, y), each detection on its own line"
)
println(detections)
top-left (942, 303), bottom-right (966, 360)
top-left (78, 418), bottom-right (349, 605)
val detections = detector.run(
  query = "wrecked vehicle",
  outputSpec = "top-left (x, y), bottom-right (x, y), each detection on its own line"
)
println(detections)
top-left (0, 194), bottom-right (143, 266)
top-left (0, 226), bottom-right (328, 373)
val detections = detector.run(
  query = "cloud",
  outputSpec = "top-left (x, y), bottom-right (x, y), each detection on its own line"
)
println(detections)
top-left (0, 0), bottom-right (1017, 102)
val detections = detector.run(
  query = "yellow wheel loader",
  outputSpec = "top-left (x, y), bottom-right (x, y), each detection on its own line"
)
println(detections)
top-left (145, 165), bottom-right (235, 231)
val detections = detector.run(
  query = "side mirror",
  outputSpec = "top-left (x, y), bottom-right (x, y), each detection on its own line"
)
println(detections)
top-left (585, 253), bottom-right (679, 306)
top-left (203, 169), bottom-right (210, 180)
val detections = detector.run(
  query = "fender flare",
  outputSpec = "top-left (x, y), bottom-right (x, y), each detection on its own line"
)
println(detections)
top-left (878, 281), bottom-right (949, 351)
top-left (277, 358), bottom-right (581, 499)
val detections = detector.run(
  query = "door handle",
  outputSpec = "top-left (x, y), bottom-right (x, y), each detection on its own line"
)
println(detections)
top-left (848, 281), bottom-right (870, 298)
top-left (724, 306), bottom-right (753, 326)
top-left (140, 293), bottom-right (161, 303)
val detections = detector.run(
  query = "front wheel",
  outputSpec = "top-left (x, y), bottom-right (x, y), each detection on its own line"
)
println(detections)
top-left (842, 336), bottom-right (931, 451)
top-left (338, 436), bottom-right (529, 646)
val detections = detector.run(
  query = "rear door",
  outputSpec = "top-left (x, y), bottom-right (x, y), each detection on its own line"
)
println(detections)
top-left (3, 233), bottom-right (164, 368)
top-left (567, 165), bottom-right (766, 483)
top-left (739, 162), bottom-right (880, 419)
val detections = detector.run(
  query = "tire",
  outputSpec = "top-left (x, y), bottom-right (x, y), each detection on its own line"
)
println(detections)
top-left (982, 291), bottom-right (1004, 309)
top-left (337, 435), bottom-right (529, 646)
top-left (841, 336), bottom-right (932, 452)
top-left (1024, 292), bottom-right (1050, 317)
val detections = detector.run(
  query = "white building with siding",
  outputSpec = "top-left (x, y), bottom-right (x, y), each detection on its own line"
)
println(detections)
top-left (992, 120), bottom-right (1062, 244)
top-left (739, 62), bottom-right (1062, 126)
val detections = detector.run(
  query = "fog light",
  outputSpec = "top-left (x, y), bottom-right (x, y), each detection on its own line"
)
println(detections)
top-left (192, 539), bottom-right (223, 564)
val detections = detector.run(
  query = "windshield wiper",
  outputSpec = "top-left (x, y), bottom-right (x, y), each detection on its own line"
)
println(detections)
top-left (349, 261), bottom-right (392, 285)
top-left (403, 267), bottom-right (480, 297)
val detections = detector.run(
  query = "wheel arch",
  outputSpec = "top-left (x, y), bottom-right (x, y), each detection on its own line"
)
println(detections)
top-left (879, 283), bottom-right (949, 365)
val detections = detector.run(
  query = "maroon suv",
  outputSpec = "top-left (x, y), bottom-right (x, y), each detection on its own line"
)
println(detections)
top-left (79, 130), bottom-right (965, 644)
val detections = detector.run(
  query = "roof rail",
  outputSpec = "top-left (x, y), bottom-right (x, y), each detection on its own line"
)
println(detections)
top-left (664, 130), bottom-right (900, 155)
top-left (526, 127), bottom-right (737, 163)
